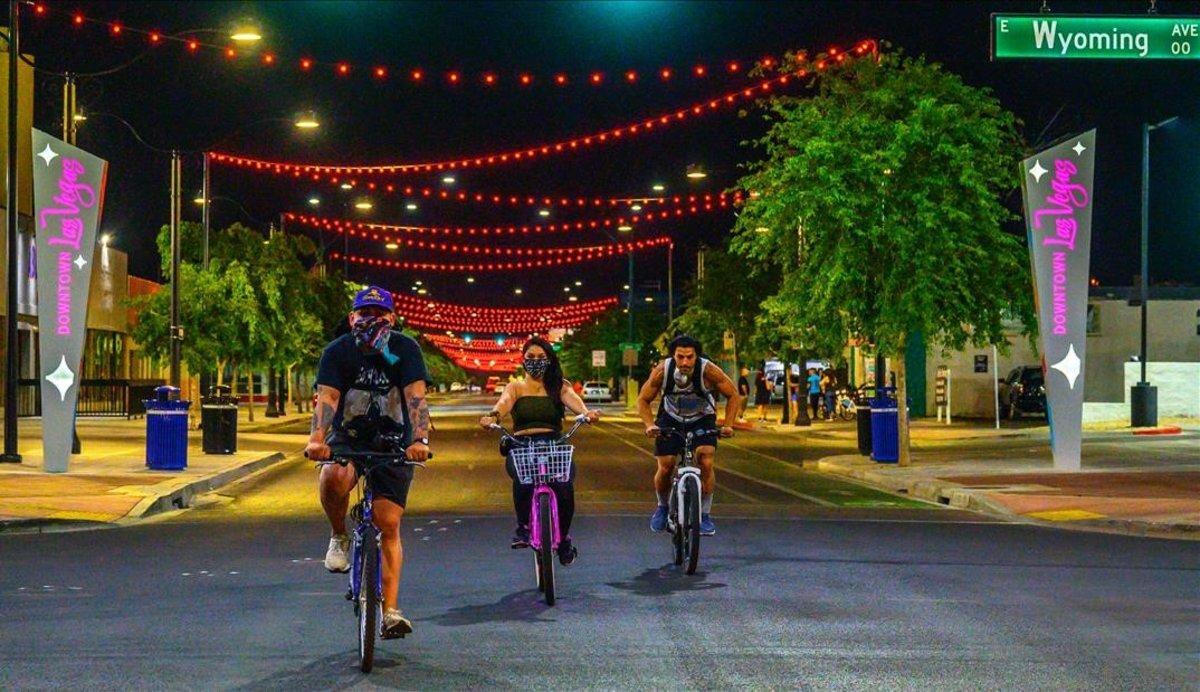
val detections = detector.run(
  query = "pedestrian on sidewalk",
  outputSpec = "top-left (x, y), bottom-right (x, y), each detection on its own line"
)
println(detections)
top-left (737, 367), bottom-right (750, 422)
top-left (807, 368), bottom-right (822, 420)
top-left (822, 371), bottom-right (837, 421)
top-left (754, 368), bottom-right (770, 421)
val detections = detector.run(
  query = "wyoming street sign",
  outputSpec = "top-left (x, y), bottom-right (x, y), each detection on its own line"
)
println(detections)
top-left (992, 14), bottom-right (1200, 60)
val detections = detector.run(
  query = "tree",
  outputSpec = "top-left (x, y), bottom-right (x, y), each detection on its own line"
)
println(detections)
top-left (669, 247), bottom-right (779, 369)
top-left (731, 50), bottom-right (1034, 464)
top-left (559, 306), bottom-right (665, 386)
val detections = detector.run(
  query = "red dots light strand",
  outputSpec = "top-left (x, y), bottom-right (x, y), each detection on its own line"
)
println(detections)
top-left (328, 237), bottom-right (672, 273)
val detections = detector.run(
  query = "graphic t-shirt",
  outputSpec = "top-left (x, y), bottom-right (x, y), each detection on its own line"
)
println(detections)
top-left (315, 330), bottom-right (429, 448)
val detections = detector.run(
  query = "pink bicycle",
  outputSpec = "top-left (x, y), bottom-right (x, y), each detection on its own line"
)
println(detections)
top-left (489, 414), bottom-right (590, 606)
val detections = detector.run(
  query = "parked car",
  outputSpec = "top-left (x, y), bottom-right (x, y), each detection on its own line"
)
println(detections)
top-left (581, 381), bottom-right (611, 402)
top-left (999, 366), bottom-right (1046, 419)
top-left (449, 382), bottom-right (466, 392)
top-left (484, 376), bottom-right (502, 394)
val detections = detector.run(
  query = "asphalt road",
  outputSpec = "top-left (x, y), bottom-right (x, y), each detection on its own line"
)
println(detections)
top-left (1, 402), bottom-right (1197, 690)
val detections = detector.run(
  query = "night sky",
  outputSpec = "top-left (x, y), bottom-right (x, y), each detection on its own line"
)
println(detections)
top-left (19, 0), bottom-right (1200, 313)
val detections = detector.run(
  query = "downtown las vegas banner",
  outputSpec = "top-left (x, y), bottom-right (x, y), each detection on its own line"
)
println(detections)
top-left (1020, 129), bottom-right (1095, 471)
top-left (32, 129), bottom-right (109, 473)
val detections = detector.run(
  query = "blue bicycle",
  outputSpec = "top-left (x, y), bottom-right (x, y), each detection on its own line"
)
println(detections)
top-left (315, 451), bottom-right (425, 673)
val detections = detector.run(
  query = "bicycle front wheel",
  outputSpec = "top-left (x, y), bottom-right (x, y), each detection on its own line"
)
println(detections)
top-left (683, 476), bottom-right (701, 575)
top-left (358, 534), bottom-right (380, 673)
top-left (537, 493), bottom-right (556, 606)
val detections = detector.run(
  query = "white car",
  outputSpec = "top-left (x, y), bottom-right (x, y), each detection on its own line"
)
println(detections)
top-left (581, 381), bottom-right (611, 402)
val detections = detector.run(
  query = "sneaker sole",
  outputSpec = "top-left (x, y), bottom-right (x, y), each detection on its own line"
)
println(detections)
top-left (510, 541), bottom-right (529, 549)
top-left (380, 621), bottom-right (413, 640)
top-left (325, 564), bottom-right (350, 573)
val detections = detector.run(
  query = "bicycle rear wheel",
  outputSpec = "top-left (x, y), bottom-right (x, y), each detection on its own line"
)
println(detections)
top-left (358, 533), bottom-right (380, 673)
top-left (683, 477), bottom-right (701, 575)
top-left (537, 493), bottom-right (556, 605)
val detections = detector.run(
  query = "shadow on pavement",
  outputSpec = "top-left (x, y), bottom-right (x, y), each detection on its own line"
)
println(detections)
top-left (606, 564), bottom-right (727, 597)
top-left (420, 589), bottom-right (560, 627)
top-left (235, 649), bottom-right (501, 690)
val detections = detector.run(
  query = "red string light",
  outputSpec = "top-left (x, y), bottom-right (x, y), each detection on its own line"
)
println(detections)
top-left (405, 311), bottom-right (603, 332)
top-left (329, 237), bottom-right (672, 272)
top-left (395, 295), bottom-right (617, 319)
top-left (309, 181), bottom-right (741, 209)
top-left (286, 199), bottom-right (730, 238)
top-left (207, 43), bottom-right (880, 177)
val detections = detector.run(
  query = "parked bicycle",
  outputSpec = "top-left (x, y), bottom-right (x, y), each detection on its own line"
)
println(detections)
top-left (835, 388), bottom-right (857, 420)
top-left (655, 425), bottom-right (724, 575)
top-left (312, 450), bottom-right (426, 673)
top-left (489, 413), bottom-right (592, 606)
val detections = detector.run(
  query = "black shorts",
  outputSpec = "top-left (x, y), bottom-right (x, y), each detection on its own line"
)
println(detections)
top-left (654, 416), bottom-right (719, 457)
top-left (329, 444), bottom-right (414, 508)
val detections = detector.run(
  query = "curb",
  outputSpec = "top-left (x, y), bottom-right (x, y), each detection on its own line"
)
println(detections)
top-left (0, 451), bottom-right (290, 535)
top-left (126, 452), bottom-right (288, 520)
top-left (1132, 426), bottom-right (1183, 436)
top-left (812, 455), bottom-right (1200, 540)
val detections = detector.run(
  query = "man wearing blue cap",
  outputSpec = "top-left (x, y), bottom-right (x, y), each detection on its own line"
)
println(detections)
top-left (305, 285), bottom-right (432, 639)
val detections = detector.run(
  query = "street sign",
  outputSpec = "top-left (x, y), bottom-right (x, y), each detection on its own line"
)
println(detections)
top-left (618, 342), bottom-right (641, 352)
top-left (722, 330), bottom-right (735, 352)
top-left (992, 14), bottom-right (1200, 60)
top-left (974, 355), bottom-right (989, 373)
top-left (591, 350), bottom-right (607, 368)
top-left (622, 349), bottom-right (639, 367)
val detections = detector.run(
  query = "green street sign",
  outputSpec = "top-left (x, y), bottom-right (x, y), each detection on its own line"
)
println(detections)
top-left (618, 342), bottom-right (642, 352)
top-left (992, 14), bottom-right (1200, 60)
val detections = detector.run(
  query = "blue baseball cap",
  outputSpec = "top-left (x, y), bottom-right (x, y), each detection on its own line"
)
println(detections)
top-left (352, 285), bottom-right (395, 312)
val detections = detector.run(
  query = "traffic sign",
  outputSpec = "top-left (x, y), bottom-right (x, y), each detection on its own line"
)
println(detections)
top-left (619, 342), bottom-right (641, 352)
top-left (992, 14), bottom-right (1200, 60)
top-left (592, 350), bottom-right (607, 367)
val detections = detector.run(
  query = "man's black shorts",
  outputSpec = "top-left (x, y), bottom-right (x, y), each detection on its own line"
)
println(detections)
top-left (654, 415), bottom-right (719, 457)
top-left (329, 444), bottom-right (414, 508)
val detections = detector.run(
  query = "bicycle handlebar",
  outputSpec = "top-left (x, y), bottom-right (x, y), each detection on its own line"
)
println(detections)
top-left (307, 449), bottom-right (430, 468)
top-left (488, 412), bottom-right (592, 446)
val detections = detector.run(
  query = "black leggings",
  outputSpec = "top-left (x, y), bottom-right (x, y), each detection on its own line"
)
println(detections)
top-left (504, 453), bottom-right (577, 538)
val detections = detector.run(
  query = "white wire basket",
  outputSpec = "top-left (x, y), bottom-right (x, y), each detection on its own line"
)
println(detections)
top-left (508, 443), bottom-right (574, 485)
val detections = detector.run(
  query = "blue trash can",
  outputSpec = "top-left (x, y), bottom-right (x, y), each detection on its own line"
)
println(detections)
top-left (870, 387), bottom-right (899, 463)
top-left (145, 386), bottom-right (191, 470)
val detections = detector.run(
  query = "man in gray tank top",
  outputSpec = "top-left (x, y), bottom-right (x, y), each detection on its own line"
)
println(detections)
top-left (637, 335), bottom-right (741, 536)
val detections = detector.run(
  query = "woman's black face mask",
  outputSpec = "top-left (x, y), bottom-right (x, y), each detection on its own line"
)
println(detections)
top-left (523, 358), bottom-right (549, 379)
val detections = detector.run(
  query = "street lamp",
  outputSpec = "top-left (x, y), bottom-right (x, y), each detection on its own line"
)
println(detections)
top-left (293, 110), bottom-right (321, 130)
top-left (354, 199), bottom-right (374, 211)
top-left (229, 20), bottom-right (265, 43)
top-left (307, 196), bottom-right (320, 207)
top-left (685, 164), bottom-right (707, 180)
top-left (1132, 115), bottom-right (1180, 427)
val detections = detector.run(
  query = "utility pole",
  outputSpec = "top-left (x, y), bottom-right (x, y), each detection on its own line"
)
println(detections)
top-left (201, 152), bottom-right (210, 269)
top-left (2, 0), bottom-right (21, 463)
top-left (169, 151), bottom-right (182, 389)
top-left (667, 242), bottom-right (674, 324)
top-left (61, 73), bottom-right (77, 144)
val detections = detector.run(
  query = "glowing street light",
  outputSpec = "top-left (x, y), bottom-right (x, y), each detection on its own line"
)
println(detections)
top-left (652, 183), bottom-right (665, 192)
top-left (340, 182), bottom-right (354, 190)
top-left (229, 20), bottom-right (264, 43)
top-left (307, 196), bottom-right (321, 207)
top-left (617, 224), bottom-right (633, 232)
top-left (630, 204), bottom-right (642, 212)
top-left (574, 280), bottom-right (582, 286)
top-left (538, 209), bottom-right (551, 217)
top-left (354, 199), bottom-right (374, 211)
top-left (513, 288), bottom-right (523, 295)
top-left (293, 110), bottom-right (321, 130)
top-left (686, 164), bottom-right (708, 179)
top-left (466, 276), bottom-right (475, 283)
top-left (442, 175), bottom-right (457, 184)
top-left (385, 242), bottom-right (399, 250)
top-left (405, 202), bottom-right (418, 211)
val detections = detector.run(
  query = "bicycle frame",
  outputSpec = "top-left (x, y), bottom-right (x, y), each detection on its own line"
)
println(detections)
top-left (662, 428), bottom-right (712, 530)
top-left (491, 416), bottom-right (588, 552)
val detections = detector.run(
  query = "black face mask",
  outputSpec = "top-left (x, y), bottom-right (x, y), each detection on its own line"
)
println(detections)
top-left (523, 358), bottom-right (549, 379)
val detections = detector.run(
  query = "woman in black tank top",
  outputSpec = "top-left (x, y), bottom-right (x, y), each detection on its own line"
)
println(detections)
top-left (479, 337), bottom-right (600, 565)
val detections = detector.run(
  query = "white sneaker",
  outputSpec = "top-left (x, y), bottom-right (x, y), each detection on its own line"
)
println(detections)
top-left (324, 533), bottom-right (350, 573)
top-left (381, 608), bottom-right (413, 639)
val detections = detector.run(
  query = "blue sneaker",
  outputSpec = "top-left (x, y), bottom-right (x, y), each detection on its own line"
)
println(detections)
top-left (650, 505), bottom-right (669, 532)
top-left (699, 514), bottom-right (716, 536)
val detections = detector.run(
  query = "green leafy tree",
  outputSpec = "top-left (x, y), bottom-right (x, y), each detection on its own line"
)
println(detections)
top-left (732, 50), bottom-right (1033, 463)
top-left (559, 306), bottom-right (665, 386)
top-left (670, 247), bottom-right (779, 369)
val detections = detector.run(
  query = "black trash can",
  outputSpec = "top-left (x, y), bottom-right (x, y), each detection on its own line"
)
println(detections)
top-left (201, 385), bottom-right (238, 455)
top-left (855, 393), bottom-right (872, 456)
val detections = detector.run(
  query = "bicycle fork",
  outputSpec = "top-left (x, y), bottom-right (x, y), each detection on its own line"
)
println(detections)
top-left (528, 483), bottom-right (561, 551)
top-left (669, 467), bottom-right (701, 530)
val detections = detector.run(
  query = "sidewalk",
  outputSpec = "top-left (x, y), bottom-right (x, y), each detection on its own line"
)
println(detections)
top-left (812, 440), bottom-right (1200, 539)
top-left (0, 409), bottom-right (306, 533)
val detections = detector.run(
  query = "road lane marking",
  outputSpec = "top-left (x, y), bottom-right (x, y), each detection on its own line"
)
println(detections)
top-left (589, 423), bottom-right (776, 506)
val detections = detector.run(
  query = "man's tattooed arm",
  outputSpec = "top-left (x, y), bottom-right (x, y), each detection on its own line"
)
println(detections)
top-left (404, 380), bottom-right (431, 441)
top-left (309, 385), bottom-right (341, 443)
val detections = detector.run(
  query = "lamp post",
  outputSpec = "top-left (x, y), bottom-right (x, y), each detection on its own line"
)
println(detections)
top-left (1132, 116), bottom-right (1179, 427)
top-left (169, 151), bottom-right (182, 389)
top-left (2, 0), bottom-right (21, 463)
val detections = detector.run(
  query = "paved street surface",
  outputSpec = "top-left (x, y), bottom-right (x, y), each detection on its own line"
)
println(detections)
top-left (1, 399), bottom-right (1197, 689)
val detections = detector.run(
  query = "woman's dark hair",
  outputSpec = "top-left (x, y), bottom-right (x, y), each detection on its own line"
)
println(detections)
top-left (522, 336), bottom-right (565, 417)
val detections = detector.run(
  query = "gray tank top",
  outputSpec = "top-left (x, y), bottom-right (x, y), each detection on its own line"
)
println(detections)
top-left (658, 358), bottom-right (717, 423)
